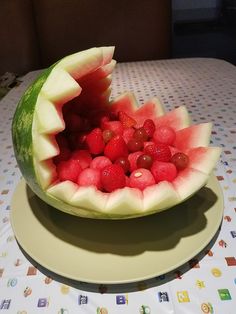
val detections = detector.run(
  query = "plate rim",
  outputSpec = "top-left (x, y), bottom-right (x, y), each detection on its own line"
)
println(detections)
top-left (10, 176), bottom-right (224, 284)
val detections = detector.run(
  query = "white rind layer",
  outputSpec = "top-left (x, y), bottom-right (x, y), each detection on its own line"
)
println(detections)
top-left (36, 160), bottom-right (57, 190)
top-left (47, 181), bottom-right (78, 203)
top-left (71, 186), bottom-right (108, 213)
top-left (35, 95), bottom-right (64, 134)
top-left (172, 168), bottom-right (209, 201)
top-left (41, 67), bottom-right (82, 103)
top-left (175, 122), bottom-right (212, 150)
top-left (185, 147), bottom-right (222, 175)
top-left (155, 105), bottom-right (190, 131)
top-left (59, 47), bottom-right (114, 80)
top-left (33, 134), bottom-right (59, 161)
top-left (104, 187), bottom-right (143, 215)
top-left (143, 181), bottom-right (180, 212)
top-left (101, 47), bottom-right (115, 65)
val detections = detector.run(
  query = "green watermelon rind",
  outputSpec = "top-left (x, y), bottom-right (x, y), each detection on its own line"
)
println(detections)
top-left (11, 51), bottom-right (121, 218)
top-left (11, 62), bottom-right (107, 218)
top-left (12, 65), bottom-right (55, 195)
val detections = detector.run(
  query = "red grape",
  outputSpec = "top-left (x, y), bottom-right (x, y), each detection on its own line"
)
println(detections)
top-left (171, 152), bottom-right (189, 170)
top-left (115, 157), bottom-right (130, 173)
top-left (136, 154), bottom-right (153, 169)
top-left (127, 138), bottom-right (144, 152)
top-left (103, 129), bottom-right (114, 143)
top-left (133, 127), bottom-right (148, 141)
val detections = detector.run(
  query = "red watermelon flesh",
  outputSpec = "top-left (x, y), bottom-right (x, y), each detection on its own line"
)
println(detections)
top-left (154, 106), bottom-right (190, 131)
top-left (131, 97), bottom-right (165, 127)
top-left (184, 147), bottom-right (221, 174)
top-left (110, 92), bottom-right (138, 114)
top-left (174, 122), bottom-right (212, 150)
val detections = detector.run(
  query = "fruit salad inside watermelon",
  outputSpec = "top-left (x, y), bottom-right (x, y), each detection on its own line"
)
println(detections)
top-left (12, 47), bottom-right (221, 219)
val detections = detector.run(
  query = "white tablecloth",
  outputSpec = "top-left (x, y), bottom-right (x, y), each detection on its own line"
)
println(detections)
top-left (0, 58), bottom-right (236, 313)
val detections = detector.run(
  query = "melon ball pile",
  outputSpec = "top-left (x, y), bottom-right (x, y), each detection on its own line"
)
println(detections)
top-left (53, 104), bottom-right (189, 193)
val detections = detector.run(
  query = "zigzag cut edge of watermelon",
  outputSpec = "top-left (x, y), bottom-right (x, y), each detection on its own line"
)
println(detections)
top-left (12, 47), bottom-right (221, 219)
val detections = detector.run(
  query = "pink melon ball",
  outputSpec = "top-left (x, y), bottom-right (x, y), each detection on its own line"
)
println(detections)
top-left (77, 168), bottom-right (101, 189)
top-left (129, 168), bottom-right (155, 190)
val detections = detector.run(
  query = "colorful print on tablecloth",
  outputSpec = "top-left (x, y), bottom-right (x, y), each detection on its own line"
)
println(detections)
top-left (1, 60), bottom-right (236, 313)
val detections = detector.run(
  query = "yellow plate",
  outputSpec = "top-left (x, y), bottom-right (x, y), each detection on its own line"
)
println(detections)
top-left (10, 176), bottom-right (223, 284)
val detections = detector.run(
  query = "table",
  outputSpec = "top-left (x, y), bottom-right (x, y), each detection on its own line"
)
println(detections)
top-left (1, 58), bottom-right (236, 313)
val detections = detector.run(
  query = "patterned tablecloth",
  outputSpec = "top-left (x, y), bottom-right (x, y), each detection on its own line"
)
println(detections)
top-left (0, 58), bottom-right (236, 314)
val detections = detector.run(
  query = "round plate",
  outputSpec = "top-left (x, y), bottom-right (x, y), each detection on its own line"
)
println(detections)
top-left (10, 176), bottom-right (223, 284)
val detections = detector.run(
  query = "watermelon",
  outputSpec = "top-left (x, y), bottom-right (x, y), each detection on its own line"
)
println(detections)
top-left (12, 47), bottom-right (221, 219)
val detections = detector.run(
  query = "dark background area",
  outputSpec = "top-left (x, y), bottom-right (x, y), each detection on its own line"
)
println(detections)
top-left (172, 0), bottom-right (236, 65)
top-left (1, 0), bottom-right (236, 78)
